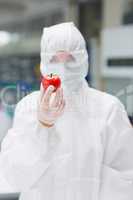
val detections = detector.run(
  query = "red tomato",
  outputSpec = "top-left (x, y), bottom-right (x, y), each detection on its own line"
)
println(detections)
top-left (42, 74), bottom-right (61, 92)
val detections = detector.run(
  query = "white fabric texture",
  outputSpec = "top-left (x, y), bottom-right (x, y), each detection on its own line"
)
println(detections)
top-left (0, 22), bottom-right (132, 200)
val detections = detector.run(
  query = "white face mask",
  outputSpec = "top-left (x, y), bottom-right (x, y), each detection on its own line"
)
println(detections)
top-left (41, 62), bottom-right (66, 81)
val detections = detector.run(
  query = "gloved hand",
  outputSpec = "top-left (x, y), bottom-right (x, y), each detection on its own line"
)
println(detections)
top-left (38, 84), bottom-right (65, 127)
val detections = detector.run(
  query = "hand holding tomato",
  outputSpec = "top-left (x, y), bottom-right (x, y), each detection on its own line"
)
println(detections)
top-left (38, 77), bottom-right (65, 128)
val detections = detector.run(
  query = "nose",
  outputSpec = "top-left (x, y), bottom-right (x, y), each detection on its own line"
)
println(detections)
top-left (57, 52), bottom-right (70, 62)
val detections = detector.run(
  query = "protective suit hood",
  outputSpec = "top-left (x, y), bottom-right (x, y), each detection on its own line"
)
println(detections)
top-left (40, 22), bottom-right (89, 92)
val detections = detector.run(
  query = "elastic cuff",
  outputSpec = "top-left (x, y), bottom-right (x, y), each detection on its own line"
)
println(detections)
top-left (39, 120), bottom-right (54, 128)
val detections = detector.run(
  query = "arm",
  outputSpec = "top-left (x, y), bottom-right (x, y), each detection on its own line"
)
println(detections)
top-left (100, 99), bottom-right (133, 200)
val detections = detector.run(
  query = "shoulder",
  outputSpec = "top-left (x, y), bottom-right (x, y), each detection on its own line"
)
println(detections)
top-left (83, 81), bottom-right (121, 108)
top-left (15, 91), bottom-right (40, 114)
top-left (12, 91), bottom-right (40, 128)
top-left (89, 87), bottom-right (121, 106)
top-left (85, 86), bottom-right (125, 119)
top-left (18, 90), bottom-right (40, 104)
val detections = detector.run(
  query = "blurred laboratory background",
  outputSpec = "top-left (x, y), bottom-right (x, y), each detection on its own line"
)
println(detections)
top-left (0, 0), bottom-right (133, 144)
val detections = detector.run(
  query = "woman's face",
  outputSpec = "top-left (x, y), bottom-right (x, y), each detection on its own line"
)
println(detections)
top-left (50, 51), bottom-right (74, 63)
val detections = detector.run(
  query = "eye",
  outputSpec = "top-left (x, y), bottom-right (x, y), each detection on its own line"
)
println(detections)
top-left (67, 55), bottom-right (75, 62)
top-left (50, 56), bottom-right (59, 63)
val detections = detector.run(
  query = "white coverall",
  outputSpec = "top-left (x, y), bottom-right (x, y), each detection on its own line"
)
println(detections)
top-left (0, 22), bottom-right (133, 200)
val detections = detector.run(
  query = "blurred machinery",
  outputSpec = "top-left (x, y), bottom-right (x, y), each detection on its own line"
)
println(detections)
top-left (0, 33), bottom-right (41, 143)
top-left (0, 53), bottom-right (40, 89)
top-left (101, 26), bottom-right (133, 78)
top-left (101, 26), bottom-right (133, 122)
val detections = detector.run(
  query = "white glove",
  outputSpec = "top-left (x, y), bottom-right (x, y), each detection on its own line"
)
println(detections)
top-left (38, 84), bottom-right (65, 127)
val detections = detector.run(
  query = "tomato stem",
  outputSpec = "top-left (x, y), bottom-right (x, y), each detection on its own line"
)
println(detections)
top-left (50, 73), bottom-right (52, 77)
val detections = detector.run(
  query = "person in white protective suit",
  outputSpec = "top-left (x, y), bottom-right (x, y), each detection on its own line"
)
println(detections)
top-left (0, 22), bottom-right (133, 200)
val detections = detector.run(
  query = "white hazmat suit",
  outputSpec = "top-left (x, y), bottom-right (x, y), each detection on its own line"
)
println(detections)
top-left (0, 22), bottom-right (133, 200)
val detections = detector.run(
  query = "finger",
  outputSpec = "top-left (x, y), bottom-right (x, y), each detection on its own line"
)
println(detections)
top-left (57, 88), bottom-right (63, 108)
top-left (57, 99), bottom-right (66, 114)
top-left (52, 87), bottom-right (63, 107)
top-left (42, 85), bottom-right (55, 106)
top-left (51, 93), bottom-right (64, 113)
top-left (51, 88), bottom-right (60, 107)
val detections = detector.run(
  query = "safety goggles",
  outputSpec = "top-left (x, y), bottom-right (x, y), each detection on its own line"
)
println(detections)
top-left (40, 50), bottom-right (88, 67)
